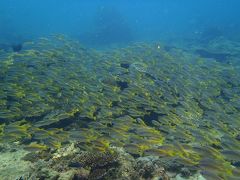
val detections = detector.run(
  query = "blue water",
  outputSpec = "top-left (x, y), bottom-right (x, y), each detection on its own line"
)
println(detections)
top-left (1, 1), bottom-right (240, 179)
top-left (1, 0), bottom-right (240, 46)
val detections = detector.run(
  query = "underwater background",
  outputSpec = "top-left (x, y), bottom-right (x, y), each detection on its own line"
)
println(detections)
top-left (1, 0), bottom-right (240, 47)
top-left (1, 0), bottom-right (240, 180)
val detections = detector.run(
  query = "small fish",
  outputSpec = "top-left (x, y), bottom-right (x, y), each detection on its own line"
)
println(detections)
top-left (24, 143), bottom-right (48, 152)
top-left (200, 170), bottom-right (224, 180)
top-left (144, 147), bottom-right (173, 157)
top-left (124, 144), bottom-right (142, 155)
top-left (221, 150), bottom-right (240, 161)
top-left (199, 158), bottom-right (229, 175)
top-left (151, 120), bottom-right (161, 127)
top-left (43, 138), bottom-right (61, 149)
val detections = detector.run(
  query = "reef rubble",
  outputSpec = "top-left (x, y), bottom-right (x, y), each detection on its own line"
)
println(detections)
top-left (0, 143), bottom-right (208, 180)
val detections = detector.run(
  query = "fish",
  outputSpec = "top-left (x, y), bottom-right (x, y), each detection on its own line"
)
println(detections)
top-left (200, 170), bottom-right (224, 180)
top-left (221, 150), bottom-right (240, 161)
top-left (24, 142), bottom-right (48, 152)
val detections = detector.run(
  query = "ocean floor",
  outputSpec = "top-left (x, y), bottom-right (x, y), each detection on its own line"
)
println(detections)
top-left (0, 142), bottom-right (207, 180)
top-left (0, 35), bottom-right (240, 179)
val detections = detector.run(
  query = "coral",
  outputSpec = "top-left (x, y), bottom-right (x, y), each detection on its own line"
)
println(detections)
top-left (135, 157), bottom-right (170, 180)
top-left (0, 145), bottom-right (32, 180)
top-left (31, 167), bottom-right (59, 180)
top-left (22, 151), bottom-right (52, 163)
top-left (52, 143), bottom-right (77, 159)
top-left (180, 167), bottom-right (192, 178)
top-left (69, 150), bottom-right (120, 179)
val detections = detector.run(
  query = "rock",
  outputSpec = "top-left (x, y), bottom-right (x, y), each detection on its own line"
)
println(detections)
top-left (0, 147), bottom-right (31, 180)
top-left (180, 167), bottom-right (191, 178)
top-left (135, 156), bottom-right (169, 180)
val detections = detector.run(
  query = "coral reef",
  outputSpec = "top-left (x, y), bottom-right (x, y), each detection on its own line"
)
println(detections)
top-left (0, 144), bottom-right (31, 180)
top-left (19, 144), bottom-right (172, 180)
